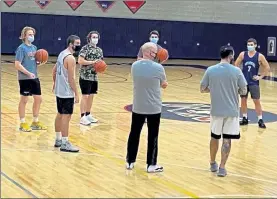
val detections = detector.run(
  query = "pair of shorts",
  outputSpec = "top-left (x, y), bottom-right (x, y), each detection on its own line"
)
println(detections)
top-left (240, 85), bottom-right (260, 100)
top-left (210, 116), bottom-right (240, 139)
top-left (79, 78), bottom-right (98, 95)
top-left (19, 78), bottom-right (41, 96)
top-left (56, 97), bottom-right (74, 114)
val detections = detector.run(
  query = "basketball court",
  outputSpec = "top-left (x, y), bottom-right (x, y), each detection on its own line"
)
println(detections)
top-left (1, 55), bottom-right (277, 198)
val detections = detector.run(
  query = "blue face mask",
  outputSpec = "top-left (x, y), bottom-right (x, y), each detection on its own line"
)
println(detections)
top-left (247, 45), bottom-right (255, 51)
top-left (150, 38), bottom-right (159, 44)
top-left (28, 36), bottom-right (34, 43)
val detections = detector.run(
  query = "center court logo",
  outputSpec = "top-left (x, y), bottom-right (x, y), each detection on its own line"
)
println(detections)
top-left (124, 102), bottom-right (277, 124)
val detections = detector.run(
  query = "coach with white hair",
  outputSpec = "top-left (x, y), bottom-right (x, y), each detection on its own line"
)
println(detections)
top-left (126, 42), bottom-right (168, 173)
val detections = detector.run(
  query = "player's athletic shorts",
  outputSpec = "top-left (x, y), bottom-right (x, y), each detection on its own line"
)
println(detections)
top-left (210, 116), bottom-right (240, 139)
top-left (56, 97), bottom-right (74, 114)
top-left (18, 78), bottom-right (41, 96)
top-left (240, 85), bottom-right (260, 100)
top-left (79, 78), bottom-right (98, 95)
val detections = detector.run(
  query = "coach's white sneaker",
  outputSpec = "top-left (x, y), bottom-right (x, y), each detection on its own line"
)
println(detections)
top-left (147, 165), bottom-right (163, 173)
top-left (80, 116), bottom-right (91, 126)
top-left (86, 114), bottom-right (98, 123)
top-left (126, 162), bottom-right (135, 170)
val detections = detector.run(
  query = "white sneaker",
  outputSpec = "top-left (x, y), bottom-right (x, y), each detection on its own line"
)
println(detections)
top-left (80, 116), bottom-right (91, 126)
top-left (126, 162), bottom-right (135, 170)
top-left (147, 165), bottom-right (163, 173)
top-left (86, 114), bottom-right (98, 123)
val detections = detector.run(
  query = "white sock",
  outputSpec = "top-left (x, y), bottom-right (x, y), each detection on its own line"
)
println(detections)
top-left (61, 137), bottom-right (68, 144)
top-left (243, 114), bottom-right (247, 118)
top-left (33, 117), bottom-right (39, 122)
top-left (56, 132), bottom-right (62, 140)
top-left (258, 115), bottom-right (262, 120)
top-left (20, 118), bottom-right (25, 123)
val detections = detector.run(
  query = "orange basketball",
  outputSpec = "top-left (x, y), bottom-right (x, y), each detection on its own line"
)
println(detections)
top-left (157, 48), bottom-right (169, 63)
top-left (94, 60), bottom-right (107, 73)
top-left (35, 49), bottom-right (48, 63)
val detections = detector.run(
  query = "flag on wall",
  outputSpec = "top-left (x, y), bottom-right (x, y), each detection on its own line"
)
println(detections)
top-left (123, 1), bottom-right (146, 14)
top-left (3, 1), bottom-right (16, 7)
top-left (35, 1), bottom-right (51, 9)
top-left (95, 1), bottom-right (115, 12)
top-left (66, 1), bottom-right (84, 11)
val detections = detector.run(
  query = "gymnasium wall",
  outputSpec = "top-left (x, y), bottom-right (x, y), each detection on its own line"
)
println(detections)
top-left (2, 1), bottom-right (277, 60)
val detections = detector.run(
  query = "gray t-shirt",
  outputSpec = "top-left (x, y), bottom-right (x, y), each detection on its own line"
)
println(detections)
top-left (132, 60), bottom-right (166, 114)
top-left (15, 43), bottom-right (38, 80)
top-left (200, 63), bottom-right (247, 117)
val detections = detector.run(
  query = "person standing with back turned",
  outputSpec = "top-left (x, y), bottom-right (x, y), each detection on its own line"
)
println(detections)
top-left (126, 42), bottom-right (168, 173)
top-left (200, 45), bottom-right (247, 177)
top-left (235, 38), bottom-right (270, 128)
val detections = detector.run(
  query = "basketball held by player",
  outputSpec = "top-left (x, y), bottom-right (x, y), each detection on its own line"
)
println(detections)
top-left (15, 26), bottom-right (47, 132)
top-left (200, 45), bottom-right (247, 177)
top-left (52, 35), bottom-right (81, 153)
top-left (235, 38), bottom-right (270, 128)
top-left (78, 31), bottom-right (103, 126)
top-left (137, 30), bottom-right (164, 62)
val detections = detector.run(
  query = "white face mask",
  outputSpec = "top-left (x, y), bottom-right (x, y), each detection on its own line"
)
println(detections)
top-left (247, 45), bottom-right (255, 51)
top-left (91, 38), bottom-right (98, 45)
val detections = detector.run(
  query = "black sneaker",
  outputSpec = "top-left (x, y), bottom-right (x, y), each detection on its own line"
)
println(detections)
top-left (240, 117), bottom-right (248, 125)
top-left (258, 119), bottom-right (266, 129)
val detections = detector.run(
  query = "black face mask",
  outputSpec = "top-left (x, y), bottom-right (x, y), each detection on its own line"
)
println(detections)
top-left (72, 45), bottom-right (81, 57)
top-left (150, 51), bottom-right (157, 59)
top-left (73, 45), bottom-right (81, 52)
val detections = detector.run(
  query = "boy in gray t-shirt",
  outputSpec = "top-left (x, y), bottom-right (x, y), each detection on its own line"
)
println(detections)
top-left (15, 26), bottom-right (47, 132)
top-left (200, 45), bottom-right (247, 177)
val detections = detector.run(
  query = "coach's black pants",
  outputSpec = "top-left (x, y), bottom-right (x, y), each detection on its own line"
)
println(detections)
top-left (126, 112), bottom-right (161, 166)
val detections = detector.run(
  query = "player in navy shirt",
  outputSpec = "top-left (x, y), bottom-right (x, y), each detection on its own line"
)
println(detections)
top-left (235, 38), bottom-right (270, 128)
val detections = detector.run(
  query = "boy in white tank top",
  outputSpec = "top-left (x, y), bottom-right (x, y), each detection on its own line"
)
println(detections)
top-left (52, 35), bottom-right (81, 153)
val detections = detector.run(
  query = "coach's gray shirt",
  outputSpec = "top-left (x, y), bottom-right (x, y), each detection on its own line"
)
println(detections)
top-left (132, 60), bottom-right (166, 114)
top-left (200, 63), bottom-right (247, 117)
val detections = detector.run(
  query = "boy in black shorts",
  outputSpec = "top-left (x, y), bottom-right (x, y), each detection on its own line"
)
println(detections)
top-left (15, 26), bottom-right (47, 132)
top-left (78, 31), bottom-right (103, 125)
top-left (52, 35), bottom-right (81, 152)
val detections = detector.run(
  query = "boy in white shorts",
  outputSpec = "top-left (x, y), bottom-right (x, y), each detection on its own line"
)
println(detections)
top-left (200, 45), bottom-right (247, 177)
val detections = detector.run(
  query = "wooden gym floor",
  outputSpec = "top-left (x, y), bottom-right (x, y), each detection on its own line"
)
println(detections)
top-left (1, 55), bottom-right (277, 198)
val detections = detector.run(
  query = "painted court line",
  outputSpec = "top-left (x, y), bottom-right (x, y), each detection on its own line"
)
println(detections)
top-left (3, 147), bottom-right (277, 186)
top-left (1, 171), bottom-right (38, 198)
top-left (0, 121), bottom-right (193, 128)
top-left (140, 160), bottom-right (277, 185)
top-left (164, 194), bottom-right (277, 198)
top-left (199, 194), bottom-right (277, 198)
top-left (89, 148), bottom-right (199, 198)
top-left (2, 147), bottom-right (199, 198)
top-left (1, 147), bottom-right (105, 158)
top-left (141, 161), bottom-right (277, 185)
